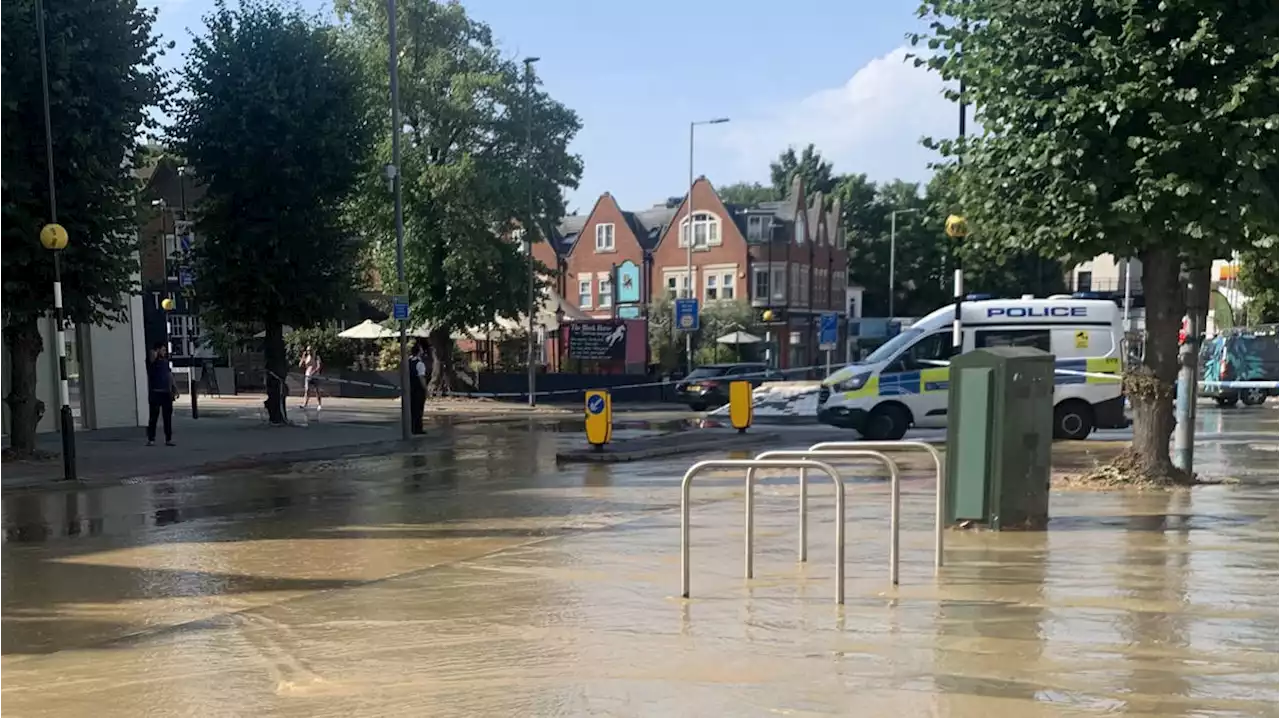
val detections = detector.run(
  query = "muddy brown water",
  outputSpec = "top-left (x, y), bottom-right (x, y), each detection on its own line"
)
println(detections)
top-left (2, 419), bottom-right (1276, 716)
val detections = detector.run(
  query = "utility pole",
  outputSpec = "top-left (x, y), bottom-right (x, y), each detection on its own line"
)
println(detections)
top-left (178, 165), bottom-right (198, 419)
top-left (685, 118), bottom-right (729, 373)
top-left (36, 0), bottom-right (75, 480)
top-left (524, 57), bottom-right (540, 408)
top-left (387, 0), bottom-right (411, 440)
top-left (951, 79), bottom-right (967, 352)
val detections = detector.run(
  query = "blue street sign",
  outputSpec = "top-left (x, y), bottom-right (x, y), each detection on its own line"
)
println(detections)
top-left (180, 234), bottom-right (192, 252)
top-left (819, 312), bottom-right (839, 349)
top-left (587, 394), bottom-right (605, 414)
top-left (392, 297), bottom-right (410, 321)
top-left (674, 298), bottom-right (699, 332)
top-left (178, 267), bottom-right (194, 288)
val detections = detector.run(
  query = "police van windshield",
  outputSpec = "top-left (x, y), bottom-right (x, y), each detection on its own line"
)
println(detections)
top-left (863, 328), bottom-right (924, 364)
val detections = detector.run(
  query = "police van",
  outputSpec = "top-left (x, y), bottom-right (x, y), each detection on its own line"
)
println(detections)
top-left (818, 298), bottom-right (1126, 440)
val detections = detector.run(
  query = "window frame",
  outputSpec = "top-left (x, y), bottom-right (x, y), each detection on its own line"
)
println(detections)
top-left (597, 274), bottom-right (613, 307)
top-left (679, 212), bottom-right (721, 248)
top-left (704, 273), bottom-right (719, 301)
top-left (975, 328), bottom-right (1052, 353)
top-left (721, 272), bottom-right (735, 300)
top-left (595, 223), bottom-right (615, 252)
top-left (753, 268), bottom-right (770, 301)
top-left (578, 275), bottom-right (593, 309)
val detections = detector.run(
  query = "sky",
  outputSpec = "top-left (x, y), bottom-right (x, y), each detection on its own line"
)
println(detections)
top-left (150, 0), bottom-right (958, 213)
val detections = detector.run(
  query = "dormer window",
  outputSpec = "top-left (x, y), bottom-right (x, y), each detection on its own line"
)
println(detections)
top-left (595, 223), bottom-right (615, 252)
top-left (747, 215), bottom-right (770, 242)
top-left (794, 214), bottom-right (807, 244)
top-left (679, 212), bottom-right (721, 248)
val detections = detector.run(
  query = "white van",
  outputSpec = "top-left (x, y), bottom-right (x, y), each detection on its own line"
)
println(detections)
top-left (818, 298), bottom-right (1126, 440)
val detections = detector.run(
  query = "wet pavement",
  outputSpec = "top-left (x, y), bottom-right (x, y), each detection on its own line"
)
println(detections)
top-left (2, 405), bottom-right (1277, 716)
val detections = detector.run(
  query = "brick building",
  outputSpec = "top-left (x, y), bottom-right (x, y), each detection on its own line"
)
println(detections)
top-left (546, 176), bottom-right (849, 370)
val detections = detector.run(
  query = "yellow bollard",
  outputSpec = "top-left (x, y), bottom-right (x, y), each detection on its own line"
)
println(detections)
top-left (728, 380), bottom-right (752, 434)
top-left (584, 389), bottom-right (612, 451)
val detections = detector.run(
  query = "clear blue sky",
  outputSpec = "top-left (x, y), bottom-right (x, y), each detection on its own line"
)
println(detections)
top-left (152, 0), bottom-right (957, 212)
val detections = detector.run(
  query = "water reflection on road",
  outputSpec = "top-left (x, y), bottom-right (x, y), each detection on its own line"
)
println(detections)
top-left (2, 410), bottom-right (1276, 716)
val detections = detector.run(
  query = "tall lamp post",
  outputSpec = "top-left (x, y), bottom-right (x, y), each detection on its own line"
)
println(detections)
top-left (523, 56), bottom-right (540, 408)
top-left (35, 0), bottom-right (76, 479)
top-left (887, 207), bottom-right (920, 319)
top-left (177, 165), bottom-right (198, 419)
top-left (386, 0), bottom-right (411, 440)
top-left (684, 117), bottom-right (729, 373)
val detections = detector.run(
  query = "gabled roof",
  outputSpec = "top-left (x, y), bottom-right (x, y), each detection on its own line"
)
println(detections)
top-left (628, 205), bottom-right (678, 250)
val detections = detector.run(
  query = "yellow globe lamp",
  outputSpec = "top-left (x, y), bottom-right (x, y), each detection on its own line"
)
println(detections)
top-left (944, 214), bottom-right (968, 239)
top-left (761, 309), bottom-right (774, 322)
top-left (161, 298), bottom-right (176, 311)
top-left (40, 223), bottom-right (69, 251)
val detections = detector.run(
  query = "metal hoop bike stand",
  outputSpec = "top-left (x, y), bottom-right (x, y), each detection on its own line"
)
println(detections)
top-left (810, 441), bottom-right (945, 571)
top-left (750, 450), bottom-right (900, 585)
top-left (681, 459), bottom-right (847, 604)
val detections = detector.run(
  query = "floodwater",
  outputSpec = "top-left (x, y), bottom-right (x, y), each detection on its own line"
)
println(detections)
top-left (3, 409), bottom-right (1277, 716)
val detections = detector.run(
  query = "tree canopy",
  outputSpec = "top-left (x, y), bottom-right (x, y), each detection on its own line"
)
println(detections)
top-left (912, 0), bottom-right (1278, 483)
top-left (1, 0), bottom-right (168, 452)
top-left (770, 144), bottom-right (837, 200)
top-left (173, 0), bottom-right (373, 422)
top-left (338, 0), bottom-right (583, 392)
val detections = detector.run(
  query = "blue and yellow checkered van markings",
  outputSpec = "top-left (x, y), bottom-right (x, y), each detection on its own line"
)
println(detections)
top-left (860, 357), bottom-right (1118, 400)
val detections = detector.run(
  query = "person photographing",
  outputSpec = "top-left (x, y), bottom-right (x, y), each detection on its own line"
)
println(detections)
top-left (299, 345), bottom-right (323, 412)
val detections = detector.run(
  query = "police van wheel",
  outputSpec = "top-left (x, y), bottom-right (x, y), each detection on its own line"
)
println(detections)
top-left (1053, 401), bottom-right (1094, 440)
top-left (863, 403), bottom-right (909, 441)
top-left (1242, 388), bottom-right (1268, 406)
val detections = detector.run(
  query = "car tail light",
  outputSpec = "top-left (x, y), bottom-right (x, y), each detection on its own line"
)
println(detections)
top-left (1220, 358), bottom-right (1230, 378)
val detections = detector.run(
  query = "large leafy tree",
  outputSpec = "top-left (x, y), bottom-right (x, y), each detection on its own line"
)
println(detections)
top-left (339, 0), bottom-right (582, 394)
top-left (717, 181), bottom-right (776, 206)
top-left (1237, 242), bottom-right (1278, 324)
top-left (913, 0), bottom-right (1277, 483)
top-left (173, 0), bottom-right (373, 423)
top-left (1, 0), bottom-right (167, 453)
top-left (770, 144), bottom-right (837, 199)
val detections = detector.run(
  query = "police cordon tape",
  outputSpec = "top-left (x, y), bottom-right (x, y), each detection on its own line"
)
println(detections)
top-left (288, 366), bottom-right (1280, 399)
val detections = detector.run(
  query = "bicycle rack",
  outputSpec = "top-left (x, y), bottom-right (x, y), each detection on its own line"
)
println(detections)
top-left (810, 441), bottom-right (945, 572)
top-left (681, 459), bottom-right (847, 604)
top-left (749, 449), bottom-right (900, 585)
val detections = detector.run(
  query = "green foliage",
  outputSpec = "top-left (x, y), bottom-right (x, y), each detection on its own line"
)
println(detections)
top-left (647, 295), bottom-right (680, 372)
top-left (338, 0), bottom-right (582, 392)
top-left (173, 0), bottom-right (372, 421)
top-left (770, 144), bottom-right (837, 199)
top-left (285, 327), bottom-right (360, 371)
top-left (717, 181), bottom-right (777, 206)
top-left (2, 0), bottom-right (168, 451)
top-left (911, 0), bottom-right (1276, 263)
top-left (174, 0), bottom-right (372, 330)
top-left (911, 0), bottom-right (1277, 481)
top-left (1238, 241), bottom-right (1278, 324)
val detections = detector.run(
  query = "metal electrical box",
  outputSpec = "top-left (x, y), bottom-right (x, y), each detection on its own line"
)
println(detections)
top-left (945, 347), bottom-right (1054, 530)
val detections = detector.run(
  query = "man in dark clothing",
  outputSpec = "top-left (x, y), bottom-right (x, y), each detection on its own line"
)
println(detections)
top-left (146, 341), bottom-right (177, 446)
top-left (409, 341), bottom-right (428, 435)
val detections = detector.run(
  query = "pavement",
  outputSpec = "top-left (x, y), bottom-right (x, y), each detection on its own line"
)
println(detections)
top-left (1, 410), bottom-right (1276, 716)
top-left (2, 395), bottom-right (698, 490)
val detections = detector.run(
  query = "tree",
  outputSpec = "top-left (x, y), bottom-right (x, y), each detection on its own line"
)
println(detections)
top-left (717, 181), bottom-right (776, 206)
top-left (173, 0), bottom-right (372, 423)
top-left (770, 144), bottom-right (837, 199)
top-left (1, 0), bottom-right (167, 454)
top-left (339, 0), bottom-right (583, 394)
top-left (913, 0), bottom-right (1277, 483)
top-left (1238, 241), bottom-right (1278, 324)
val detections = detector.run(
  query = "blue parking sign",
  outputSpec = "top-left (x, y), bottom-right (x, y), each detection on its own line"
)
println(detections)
top-left (392, 297), bottom-right (410, 321)
top-left (674, 298), bottom-right (699, 332)
top-left (819, 312), bottom-right (838, 350)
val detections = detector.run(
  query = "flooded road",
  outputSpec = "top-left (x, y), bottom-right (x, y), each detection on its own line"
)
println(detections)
top-left (3, 409), bottom-right (1277, 716)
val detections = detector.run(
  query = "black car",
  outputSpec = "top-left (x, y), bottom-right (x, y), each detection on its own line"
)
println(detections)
top-left (674, 363), bottom-right (778, 411)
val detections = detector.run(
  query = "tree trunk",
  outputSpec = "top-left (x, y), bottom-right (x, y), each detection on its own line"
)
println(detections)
top-left (263, 320), bottom-right (288, 424)
top-left (427, 327), bottom-right (453, 397)
top-left (1114, 245), bottom-right (1192, 483)
top-left (3, 319), bottom-right (46, 456)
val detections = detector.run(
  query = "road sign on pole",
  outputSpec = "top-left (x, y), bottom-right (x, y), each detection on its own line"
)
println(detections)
top-left (674, 298), bottom-right (700, 332)
top-left (819, 312), bottom-right (838, 350)
top-left (392, 297), bottom-right (410, 321)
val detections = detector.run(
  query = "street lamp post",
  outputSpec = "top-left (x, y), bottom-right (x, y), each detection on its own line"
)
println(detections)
top-left (524, 56), bottom-right (540, 408)
top-left (888, 207), bottom-right (920, 319)
top-left (177, 165), bottom-right (199, 419)
top-left (684, 117), bottom-right (729, 373)
top-left (35, 0), bottom-right (76, 480)
top-left (386, 0), bottom-right (411, 440)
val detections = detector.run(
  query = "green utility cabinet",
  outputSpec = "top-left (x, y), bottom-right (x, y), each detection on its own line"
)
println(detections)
top-left (945, 347), bottom-right (1054, 530)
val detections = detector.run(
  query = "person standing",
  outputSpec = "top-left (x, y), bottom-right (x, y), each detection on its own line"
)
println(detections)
top-left (299, 345), bottom-right (323, 411)
top-left (409, 341), bottom-right (428, 435)
top-left (146, 342), bottom-right (177, 446)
